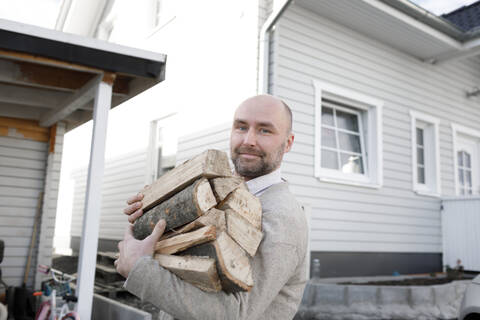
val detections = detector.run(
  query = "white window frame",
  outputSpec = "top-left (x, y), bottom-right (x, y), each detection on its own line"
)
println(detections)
top-left (409, 111), bottom-right (441, 197)
top-left (145, 113), bottom-right (177, 185)
top-left (451, 123), bottom-right (480, 196)
top-left (313, 80), bottom-right (383, 188)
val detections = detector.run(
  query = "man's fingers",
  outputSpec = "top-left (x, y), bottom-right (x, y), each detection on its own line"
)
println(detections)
top-left (123, 201), bottom-right (142, 215)
top-left (145, 219), bottom-right (166, 245)
top-left (126, 193), bottom-right (144, 206)
top-left (127, 209), bottom-right (143, 223)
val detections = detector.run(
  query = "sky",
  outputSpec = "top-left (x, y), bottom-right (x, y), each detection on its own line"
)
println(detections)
top-left (411, 0), bottom-right (478, 15)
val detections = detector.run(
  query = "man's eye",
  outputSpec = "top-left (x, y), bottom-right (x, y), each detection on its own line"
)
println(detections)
top-left (260, 128), bottom-right (271, 134)
top-left (237, 126), bottom-right (247, 131)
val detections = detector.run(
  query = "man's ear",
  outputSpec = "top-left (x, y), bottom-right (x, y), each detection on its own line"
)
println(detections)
top-left (284, 133), bottom-right (294, 153)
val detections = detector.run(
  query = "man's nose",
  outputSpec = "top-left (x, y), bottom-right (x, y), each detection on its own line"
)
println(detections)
top-left (243, 128), bottom-right (257, 146)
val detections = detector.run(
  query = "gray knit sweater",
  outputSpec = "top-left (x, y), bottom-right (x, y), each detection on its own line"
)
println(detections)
top-left (125, 182), bottom-right (308, 320)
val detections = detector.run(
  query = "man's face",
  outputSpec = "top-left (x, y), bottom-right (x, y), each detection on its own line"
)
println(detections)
top-left (230, 96), bottom-right (294, 180)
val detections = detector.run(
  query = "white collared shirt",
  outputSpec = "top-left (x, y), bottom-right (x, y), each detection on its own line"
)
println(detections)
top-left (245, 168), bottom-right (283, 196)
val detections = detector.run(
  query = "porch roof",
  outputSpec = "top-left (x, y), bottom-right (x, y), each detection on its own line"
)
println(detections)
top-left (0, 18), bottom-right (166, 131)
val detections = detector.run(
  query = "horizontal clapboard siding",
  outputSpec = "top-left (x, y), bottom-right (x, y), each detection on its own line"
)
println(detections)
top-left (70, 150), bottom-right (147, 241)
top-left (271, 4), bottom-right (480, 253)
top-left (0, 135), bottom-right (47, 288)
top-left (177, 123), bottom-right (231, 164)
top-left (35, 123), bottom-right (65, 289)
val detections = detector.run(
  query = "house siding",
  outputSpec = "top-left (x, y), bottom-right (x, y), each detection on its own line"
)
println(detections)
top-left (70, 150), bottom-right (147, 248)
top-left (35, 122), bottom-right (66, 289)
top-left (270, 4), bottom-right (480, 257)
top-left (0, 136), bottom-right (47, 288)
top-left (0, 120), bottom-right (64, 289)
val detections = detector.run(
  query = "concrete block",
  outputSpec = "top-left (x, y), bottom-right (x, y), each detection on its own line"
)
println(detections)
top-left (347, 285), bottom-right (378, 305)
top-left (313, 284), bottom-right (347, 306)
top-left (378, 286), bottom-right (410, 306)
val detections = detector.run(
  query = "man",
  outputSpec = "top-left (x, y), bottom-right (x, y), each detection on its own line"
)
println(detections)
top-left (116, 95), bottom-right (308, 319)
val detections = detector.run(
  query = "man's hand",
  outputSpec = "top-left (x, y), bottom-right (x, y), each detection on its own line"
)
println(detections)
top-left (115, 219), bottom-right (166, 278)
top-left (124, 193), bottom-right (145, 223)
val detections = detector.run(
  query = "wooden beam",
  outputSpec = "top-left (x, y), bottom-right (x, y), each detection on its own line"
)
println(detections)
top-left (39, 75), bottom-right (102, 127)
top-left (0, 83), bottom-right (70, 107)
top-left (0, 116), bottom-right (49, 142)
top-left (0, 58), bottom-right (129, 95)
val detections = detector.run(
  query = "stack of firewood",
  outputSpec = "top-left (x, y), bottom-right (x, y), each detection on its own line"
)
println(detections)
top-left (133, 149), bottom-right (263, 293)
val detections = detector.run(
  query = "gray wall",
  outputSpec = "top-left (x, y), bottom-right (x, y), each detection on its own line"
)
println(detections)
top-left (270, 3), bottom-right (480, 255)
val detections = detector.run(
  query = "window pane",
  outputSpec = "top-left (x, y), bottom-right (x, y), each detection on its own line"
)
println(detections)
top-left (336, 110), bottom-right (359, 132)
top-left (466, 170), bottom-right (472, 187)
top-left (321, 128), bottom-right (336, 148)
top-left (417, 167), bottom-right (425, 184)
top-left (460, 188), bottom-right (465, 195)
top-left (416, 128), bottom-right (424, 146)
top-left (465, 152), bottom-right (471, 168)
top-left (338, 132), bottom-right (361, 153)
top-left (458, 169), bottom-right (464, 185)
top-left (417, 147), bottom-right (424, 165)
top-left (340, 153), bottom-right (364, 174)
top-left (458, 151), bottom-right (463, 167)
top-left (322, 107), bottom-right (334, 126)
top-left (467, 188), bottom-right (473, 195)
top-left (321, 149), bottom-right (338, 169)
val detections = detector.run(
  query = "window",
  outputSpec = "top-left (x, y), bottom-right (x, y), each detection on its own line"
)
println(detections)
top-left (313, 80), bottom-right (383, 188)
top-left (409, 111), bottom-right (441, 197)
top-left (452, 123), bottom-right (480, 196)
top-left (146, 115), bottom-right (177, 184)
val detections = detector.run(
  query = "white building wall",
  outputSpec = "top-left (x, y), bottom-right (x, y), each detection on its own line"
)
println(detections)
top-left (70, 150), bottom-right (147, 241)
top-left (270, 4), bottom-right (480, 254)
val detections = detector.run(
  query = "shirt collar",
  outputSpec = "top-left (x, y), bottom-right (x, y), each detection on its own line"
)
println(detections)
top-left (245, 168), bottom-right (283, 196)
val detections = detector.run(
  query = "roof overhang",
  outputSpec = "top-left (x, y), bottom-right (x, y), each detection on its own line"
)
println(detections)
top-left (294, 0), bottom-right (480, 63)
top-left (0, 19), bottom-right (166, 131)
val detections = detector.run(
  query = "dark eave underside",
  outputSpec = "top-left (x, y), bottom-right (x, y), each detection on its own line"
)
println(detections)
top-left (0, 29), bottom-right (163, 79)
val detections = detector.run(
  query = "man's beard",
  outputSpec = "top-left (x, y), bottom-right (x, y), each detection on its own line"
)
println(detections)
top-left (231, 143), bottom-right (285, 178)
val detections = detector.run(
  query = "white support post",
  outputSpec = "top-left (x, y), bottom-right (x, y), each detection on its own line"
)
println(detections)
top-left (75, 79), bottom-right (112, 319)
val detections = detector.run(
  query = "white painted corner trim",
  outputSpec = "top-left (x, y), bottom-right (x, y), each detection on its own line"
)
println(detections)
top-left (312, 79), bottom-right (383, 189)
top-left (409, 110), bottom-right (441, 197)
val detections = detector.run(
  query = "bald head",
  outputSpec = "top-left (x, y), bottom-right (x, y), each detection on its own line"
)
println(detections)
top-left (230, 94), bottom-right (295, 179)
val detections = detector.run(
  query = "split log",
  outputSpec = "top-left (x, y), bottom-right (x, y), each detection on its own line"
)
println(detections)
top-left (160, 208), bottom-right (227, 240)
top-left (219, 188), bottom-right (262, 230)
top-left (155, 254), bottom-right (222, 292)
top-left (155, 225), bottom-right (217, 255)
top-left (182, 231), bottom-right (253, 293)
top-left (133, 178), bottom-right (217, 240)
top-left (225, 209), bottom-right (263, 257)
top-left (211, 176), bottom-right (247, 202)
top-left (141, 149), bottom-right (231, 211)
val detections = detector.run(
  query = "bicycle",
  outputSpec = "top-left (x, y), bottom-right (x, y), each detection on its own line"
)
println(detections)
top-left (35, 265), bottom-right (80, 320)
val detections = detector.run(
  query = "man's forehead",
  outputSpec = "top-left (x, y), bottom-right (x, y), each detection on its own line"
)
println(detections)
top-left (233, 95), bottom-right (290, 131)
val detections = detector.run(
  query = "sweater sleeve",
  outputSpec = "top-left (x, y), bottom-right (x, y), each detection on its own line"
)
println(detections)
top-left (124, 241), bottom-right (298, 320)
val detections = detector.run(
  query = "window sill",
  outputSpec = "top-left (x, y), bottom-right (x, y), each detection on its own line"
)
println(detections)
top-left (317, 176), bottom-right (381, 189)
top-left (414, 189), bottom-right (441, 198)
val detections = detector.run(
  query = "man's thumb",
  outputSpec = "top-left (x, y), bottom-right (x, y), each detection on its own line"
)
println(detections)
top-left (147, 219), bottom-right (166, 244)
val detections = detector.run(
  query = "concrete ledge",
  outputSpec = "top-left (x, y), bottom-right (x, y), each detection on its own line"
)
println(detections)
top-left (295, 279), bottom-right (470, 320)
top-left (93, 293), bottom-right (152, 320)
